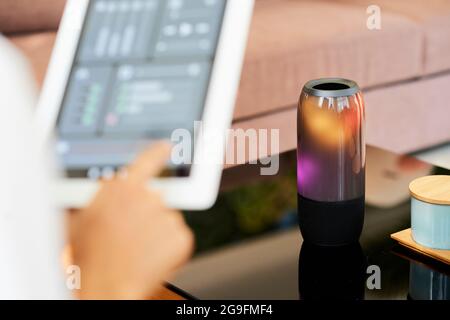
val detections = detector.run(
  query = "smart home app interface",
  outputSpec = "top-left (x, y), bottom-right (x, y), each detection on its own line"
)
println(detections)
top-left (57, 0), bottom-right (226, 179)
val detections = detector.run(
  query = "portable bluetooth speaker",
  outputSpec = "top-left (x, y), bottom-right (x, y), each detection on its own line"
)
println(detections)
top-left (297, 78), bottom-right (366, 246)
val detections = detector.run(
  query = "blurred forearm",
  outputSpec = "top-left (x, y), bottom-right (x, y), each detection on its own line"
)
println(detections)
top-left (0, 0), bottom-right (66, 34)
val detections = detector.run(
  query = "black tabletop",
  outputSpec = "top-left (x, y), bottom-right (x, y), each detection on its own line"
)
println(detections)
top-left (176, 146), bottom-right (450, 300)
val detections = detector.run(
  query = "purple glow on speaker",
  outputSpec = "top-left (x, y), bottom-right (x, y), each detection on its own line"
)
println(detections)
top-left (297, 152), bottom-right (317, 192)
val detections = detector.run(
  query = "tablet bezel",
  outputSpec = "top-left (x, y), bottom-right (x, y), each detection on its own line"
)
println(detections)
top-left (36, 0), bottom-right (254, 210)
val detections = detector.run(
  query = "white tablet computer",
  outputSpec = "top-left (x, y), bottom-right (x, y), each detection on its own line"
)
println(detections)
top-left (37, 0), bottom-right (254, 210)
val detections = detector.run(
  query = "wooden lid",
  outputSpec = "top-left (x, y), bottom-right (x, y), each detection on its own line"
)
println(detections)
top-left (409, 175), bottom-right (450, 205)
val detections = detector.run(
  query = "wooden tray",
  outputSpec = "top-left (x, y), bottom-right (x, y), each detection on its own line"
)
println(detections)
top-left (391, 229), bottom-right (450, 265)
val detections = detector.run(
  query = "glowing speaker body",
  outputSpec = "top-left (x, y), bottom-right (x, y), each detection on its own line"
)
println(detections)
top-left (297, 79), bottom-right (366, 246)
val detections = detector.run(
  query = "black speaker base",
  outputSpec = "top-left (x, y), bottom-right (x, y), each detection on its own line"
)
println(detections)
top-left (297, 194), bottom-right (365, 246)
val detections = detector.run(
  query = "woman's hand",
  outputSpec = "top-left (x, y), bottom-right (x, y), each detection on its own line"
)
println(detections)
top-left (68, 142), bottom-right (194, 300)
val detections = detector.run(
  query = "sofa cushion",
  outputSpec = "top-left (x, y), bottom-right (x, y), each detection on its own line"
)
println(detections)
top-left (364, 73), bottom-right (450, 153)
top-left (235, 0), bottom-right (423, 120)
top-left (331, 0), bottom-right (450, 75)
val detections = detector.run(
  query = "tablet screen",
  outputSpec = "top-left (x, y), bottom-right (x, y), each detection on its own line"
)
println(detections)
top-left (57, 0), bottom-right (226, 179)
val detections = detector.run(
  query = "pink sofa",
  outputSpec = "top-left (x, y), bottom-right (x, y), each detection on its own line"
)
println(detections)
top-left (5, 0), bottom-right (450, 156)
top-left (234, 0), bottom-right (450, 155)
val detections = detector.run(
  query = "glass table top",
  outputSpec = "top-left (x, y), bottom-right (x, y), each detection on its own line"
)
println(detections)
top-left (174, 146), bottom-right (450, 300)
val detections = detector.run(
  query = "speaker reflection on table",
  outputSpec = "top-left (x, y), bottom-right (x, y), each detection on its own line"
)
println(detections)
top-left (298, 242), bottom-right (367, 300)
